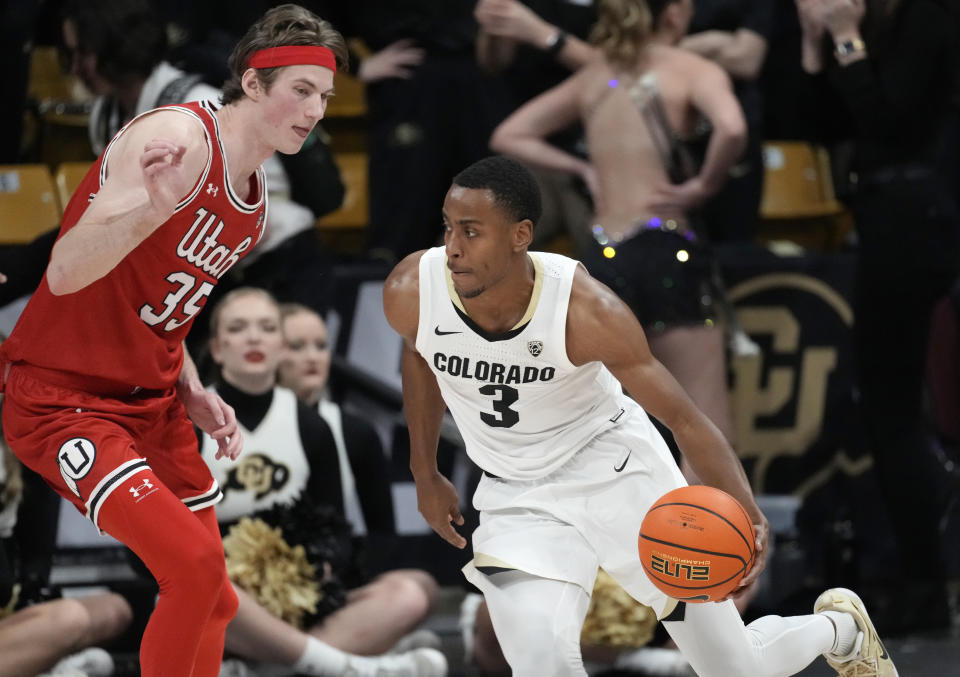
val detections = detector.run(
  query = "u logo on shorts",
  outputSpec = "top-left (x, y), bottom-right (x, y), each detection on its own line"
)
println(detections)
top-left (58, 437), bottom-right (96, 498)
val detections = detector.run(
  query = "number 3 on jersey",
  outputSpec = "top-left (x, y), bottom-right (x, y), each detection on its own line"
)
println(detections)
top-left (479, 384), bottom-right (520, 428)
top-left (139, 271), bottom-right (213, 331)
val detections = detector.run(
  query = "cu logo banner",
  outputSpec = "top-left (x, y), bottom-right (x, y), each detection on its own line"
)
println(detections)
top-left (58, 437), bottom-right (96, 498)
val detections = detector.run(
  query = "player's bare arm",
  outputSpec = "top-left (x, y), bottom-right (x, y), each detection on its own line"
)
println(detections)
top-left (565, 265), bottom-right (769, 585)
top-left (47, 110), bottom-right (208, 295)
top-left (384, 251), bottom-right (467, 548)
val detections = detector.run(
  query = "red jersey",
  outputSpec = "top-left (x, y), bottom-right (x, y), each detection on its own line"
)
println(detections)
top-left (1, 101), bottom-right (267, 394)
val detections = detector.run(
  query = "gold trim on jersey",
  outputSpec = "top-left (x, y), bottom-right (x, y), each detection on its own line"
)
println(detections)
top-left (472, 552), bottom-right (520, 571)
top-left (444, 252), bottom-right (544, 331)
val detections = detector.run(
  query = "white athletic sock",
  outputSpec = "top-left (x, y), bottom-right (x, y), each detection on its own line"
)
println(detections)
top-left (821, 610), bottom-right (858, 657)
top-left (292, 636), bottom-right (349, 675)
top-left (294, 637), bottom-right (443, 677)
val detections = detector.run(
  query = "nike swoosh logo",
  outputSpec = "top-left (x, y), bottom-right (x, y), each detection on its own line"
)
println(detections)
top-left (614, 450), bottom-right (631, 472)
top-left (434, 326), bottom-right (462, 336)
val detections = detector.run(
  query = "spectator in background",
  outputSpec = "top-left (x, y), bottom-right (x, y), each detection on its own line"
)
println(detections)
top-left (491, 0), bottom-right (745, 482)
top-left (475, 0), bottom-right (600, 257)
top-left (0, 0), bottom-right (42, 163)
top-left (796, 0), bottom-right (960, 634)
top-left (310, 1), bottom-right (504, 262)
top-left (680, 0), bottom-right (774, 243)
top-left (202, 288), bottom-right (446, 677)
top-left (278, 303), bottom-right (395, 535)
top-left (1, 367), bottom-right (133, 677)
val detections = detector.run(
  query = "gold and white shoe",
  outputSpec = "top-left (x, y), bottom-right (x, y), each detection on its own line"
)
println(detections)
top-left (814, 587), bottom-right (899, 677)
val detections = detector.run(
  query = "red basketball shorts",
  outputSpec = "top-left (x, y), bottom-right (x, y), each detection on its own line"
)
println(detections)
top-left (1, 365), bottom-right (222, 529)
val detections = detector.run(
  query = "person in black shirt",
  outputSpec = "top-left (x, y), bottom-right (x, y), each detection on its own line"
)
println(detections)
top-left (309, 1), bottom-right (504, 262)
top-left (797, 0), bottom-right (960, 634)
top-left (681, 0), bottom-right (775, 243)
top-left (475, 0), bottom-right (600, 257)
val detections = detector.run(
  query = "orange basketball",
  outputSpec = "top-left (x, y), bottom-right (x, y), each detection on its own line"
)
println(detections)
top-left (638, 486), bottom-right (756, 603)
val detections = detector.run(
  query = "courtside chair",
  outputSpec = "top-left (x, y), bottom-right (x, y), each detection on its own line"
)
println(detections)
top-left (0, 164), bottom-right (61, 244)
top-left (54, 161), bottom-right (94, 212)
top-left (317, 152), bottom-right (369, 230)
top-left (758, 141), bottom-right (852, 250)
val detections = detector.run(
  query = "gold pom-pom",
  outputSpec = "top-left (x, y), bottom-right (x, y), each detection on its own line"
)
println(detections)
top-left (0, 584), bottom-right (19, 621)
top-left (223, 517), bottom-right (321, 628)
top-left (581, 569), bottom-right (657, 648)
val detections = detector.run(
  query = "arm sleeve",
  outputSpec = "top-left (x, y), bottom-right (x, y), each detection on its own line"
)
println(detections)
top-left (299, 403), bottom-right (344, 514)
top-left (340, 411), bottom-right (395, 534)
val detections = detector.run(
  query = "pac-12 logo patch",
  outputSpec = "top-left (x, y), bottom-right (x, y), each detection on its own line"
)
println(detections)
top-left (527, 340), bottom-right (543, 357)
top-left (58, 437), bottom-right (96, 499)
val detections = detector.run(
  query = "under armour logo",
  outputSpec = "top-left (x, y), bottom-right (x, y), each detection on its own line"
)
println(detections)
top-left (206, 183), bottom-right (219, 196)
top-left (129, 478), bottom-right (156, 501)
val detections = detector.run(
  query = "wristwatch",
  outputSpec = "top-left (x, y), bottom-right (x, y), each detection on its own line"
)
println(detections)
top-left (545, 30), bottom-right (567, 57)
top-left (834, 38), bottom-right (866, 59)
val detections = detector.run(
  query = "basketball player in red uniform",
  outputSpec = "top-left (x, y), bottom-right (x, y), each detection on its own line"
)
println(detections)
top-left (0, 6), bottom-right (346, 676)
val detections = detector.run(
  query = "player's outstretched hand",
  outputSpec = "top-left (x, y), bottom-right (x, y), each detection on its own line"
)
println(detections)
top-left (141, 138), bottom-right (189, 218)
top-left (415, 471), bottom-right (467, 549)
top-left (181, 387), bottom-right (243, 461)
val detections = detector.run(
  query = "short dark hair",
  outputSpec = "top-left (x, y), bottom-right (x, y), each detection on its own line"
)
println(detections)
top-left (62, 0), bottom-right (167, 88)
top-left (452, 156), bottom-right (542, 227)
top-left (221, 4), bottom-right (348, 105)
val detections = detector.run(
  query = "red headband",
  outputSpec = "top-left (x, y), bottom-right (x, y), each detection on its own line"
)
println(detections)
top-left (247, 45), bottom-right (337, 72)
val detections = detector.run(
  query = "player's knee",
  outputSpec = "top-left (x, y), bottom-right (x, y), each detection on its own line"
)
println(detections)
top-left (174, 533), bottom-right (229, 595)
top-left (215, 576), bottom-right (239, 622)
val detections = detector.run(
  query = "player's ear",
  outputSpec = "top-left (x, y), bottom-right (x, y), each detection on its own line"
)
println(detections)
top-left (241, 68), bottom-right (261, 100)
top-left (512, 219), bottom-right (533, 251)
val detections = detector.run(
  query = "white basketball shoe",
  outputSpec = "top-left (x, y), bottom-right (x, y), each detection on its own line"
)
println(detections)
top-left (814, 587), bottom-right (899, 677)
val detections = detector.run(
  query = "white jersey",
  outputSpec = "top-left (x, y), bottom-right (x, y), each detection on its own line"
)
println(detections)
top-left (200, 386), bottom-right (309, 523)
top-left (416, 246), bottom-right (639, 480)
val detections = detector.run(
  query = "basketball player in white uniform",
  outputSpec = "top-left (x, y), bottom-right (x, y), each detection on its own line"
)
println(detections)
top-left (383, 156), bottom-right (897, 677)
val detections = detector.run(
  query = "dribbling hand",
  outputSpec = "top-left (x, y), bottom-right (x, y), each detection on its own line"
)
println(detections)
top-left (727, 517), bottom-right (769, 600)
top-left (415, 471), bottom-right (467, 549)
top-left (141, 138), bottom-right (190, 218)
